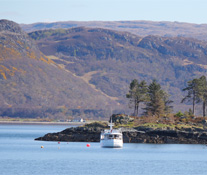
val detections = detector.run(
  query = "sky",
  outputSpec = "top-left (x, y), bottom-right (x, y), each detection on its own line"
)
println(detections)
top-left (0, 0), bottom-right (207, 24)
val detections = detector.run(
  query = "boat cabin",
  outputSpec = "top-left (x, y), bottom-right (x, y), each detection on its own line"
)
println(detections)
top-left (101, 132), bottom-right (122, 140)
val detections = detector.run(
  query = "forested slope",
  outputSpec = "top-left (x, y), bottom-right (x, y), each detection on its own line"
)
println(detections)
top-left (29, 27), bottom-right (207, 113)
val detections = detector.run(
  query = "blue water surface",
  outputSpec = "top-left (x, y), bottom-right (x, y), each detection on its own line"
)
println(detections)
top-left (1, 124), bottom-right (207, 175)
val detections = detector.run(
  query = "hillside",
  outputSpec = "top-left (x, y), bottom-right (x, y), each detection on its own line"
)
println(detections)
top-left (21, 20), bottom-right (207, 41)
top-left (28, 27), bottom-right (207, 113)
top-left (0, 20), bottom-right (120, 119)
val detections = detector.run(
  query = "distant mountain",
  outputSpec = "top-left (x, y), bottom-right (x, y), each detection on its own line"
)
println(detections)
top-left (21, 20), bottom-right (207, 41)
top-left (28, 27), bottom-right (207, 113)
top-left (0, 20), bottom-right (120, 119)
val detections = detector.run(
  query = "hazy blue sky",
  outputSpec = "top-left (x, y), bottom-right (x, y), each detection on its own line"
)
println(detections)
top-left (0, 0), bottom-right (206, 24)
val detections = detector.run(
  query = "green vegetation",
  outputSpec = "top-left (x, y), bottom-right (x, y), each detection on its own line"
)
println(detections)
top-left (114, 122), bottom-right (135, 128)
top-left (126, 79), bottom-right (148, 116)
top-left (181, 78), bottom-right (200, 115)
top-left (123, 76), bottom-right (207, 130)
top-left (83, 121), bottom-right (108, 128)
top-left (108, 113), bottom-right (207, 130)
top-left (28, 29), bottom-right (70, 40)
top-left (182, 75), bottom-right (207, 117)
top-left (145, 80), bottom-right (173, 116)
top-left (126, 79), bottom-right (173, 117)
top-left (140, 123), bottom-right (175, 129)
top-left (175, 111), bottom-right (184, 117)
top-left (138, 123), bottom-right (203, 130)
top-left (125, 75), bottom-right (207, 121)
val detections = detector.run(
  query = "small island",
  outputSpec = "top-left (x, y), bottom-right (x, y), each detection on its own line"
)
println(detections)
top-left (35, 114), bottom-right (207, 144)
top-left (35, 77), bottom-right (207, 144)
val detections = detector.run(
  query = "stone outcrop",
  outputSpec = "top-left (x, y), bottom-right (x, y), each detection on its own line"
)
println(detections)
top-left (36, 126), bottom-right (101, 142)
top-left (111, 114), bottom-right (134, 125)
top-left (35, 125), bottom-right (207, 144)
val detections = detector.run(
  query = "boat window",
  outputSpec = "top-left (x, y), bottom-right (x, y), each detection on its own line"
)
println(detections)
top-left (108, 134), bottom-right (114, 139)
top-left (104, 134), bottom-right (109, 139)
top-left (114, 134), bottom-right (122, 139)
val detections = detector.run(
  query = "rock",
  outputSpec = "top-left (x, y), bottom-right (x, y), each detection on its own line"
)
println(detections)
top-left (111, 114), bottom-right (134, 125)
top-left (0, 19), bottom-right (23, 34)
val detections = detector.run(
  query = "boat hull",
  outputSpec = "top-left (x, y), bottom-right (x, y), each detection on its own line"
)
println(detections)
top-left (100, 139), bottom-right (123, 148)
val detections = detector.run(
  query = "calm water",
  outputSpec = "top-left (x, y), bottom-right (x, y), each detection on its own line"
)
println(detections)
top-left (1, 125), bottom-right (207, 175)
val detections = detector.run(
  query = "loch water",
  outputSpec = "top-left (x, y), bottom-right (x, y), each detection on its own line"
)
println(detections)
top-left (1, 124), bottom-right (207, 175)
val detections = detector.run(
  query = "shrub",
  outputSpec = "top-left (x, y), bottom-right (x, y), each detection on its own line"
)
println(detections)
top-left (175, 111), bottom-right (184, 117)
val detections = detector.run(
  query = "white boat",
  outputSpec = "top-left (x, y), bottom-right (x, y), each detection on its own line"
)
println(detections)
top-left (100, 119), bottom-right (123, 148)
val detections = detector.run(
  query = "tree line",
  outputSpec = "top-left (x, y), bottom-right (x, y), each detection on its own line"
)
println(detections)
top-left (127, 75), bottom-right (207, 117)
top-left (126, 79), bottom-right (173, 117)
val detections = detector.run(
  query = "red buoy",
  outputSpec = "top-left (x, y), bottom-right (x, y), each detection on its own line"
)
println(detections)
top-left (58, 142), bottom-right (60, 144)
top-left (86, 144), bottom-right (90, 147)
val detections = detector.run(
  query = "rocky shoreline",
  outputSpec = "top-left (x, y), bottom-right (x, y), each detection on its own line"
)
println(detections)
top-left (35, 124), bottom-right (207, 144)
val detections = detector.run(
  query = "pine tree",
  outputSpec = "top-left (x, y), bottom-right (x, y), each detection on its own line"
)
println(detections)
top-left (181, 78), bottom-right (201, 115)
top-left (144, 80), bottom-right (166, 117)
top-left (126, 79), bottom-right (138, 116)
top-left (197, 76), bottom-right (207, 117)
top-left (163, 91), bottom-right (174, 114)
top-left (126, 79), bottom-right (148, 116)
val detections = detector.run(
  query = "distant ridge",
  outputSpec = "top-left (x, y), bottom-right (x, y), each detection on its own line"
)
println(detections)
top-left (21, 20), bottom-right (207, 41)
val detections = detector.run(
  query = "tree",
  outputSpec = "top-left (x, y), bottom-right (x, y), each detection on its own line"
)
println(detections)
top-left (126, 79), bottom-right (148, 116)
top-left (144, 80), bottom-right (167, 117)
top-left (188, 108), bottom-right (193, 116)
top-left (181, 78), bottom-right (200, 115)
top-left (163, 91), bottom-right (174, 114)
top-left (126, 79), bottom-right (138, 116)
top-left (197, 76), bottom-right (207, 117)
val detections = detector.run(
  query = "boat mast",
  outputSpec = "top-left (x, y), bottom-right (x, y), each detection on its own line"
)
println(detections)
top-left (109, 116), bottom-right (114, 131)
